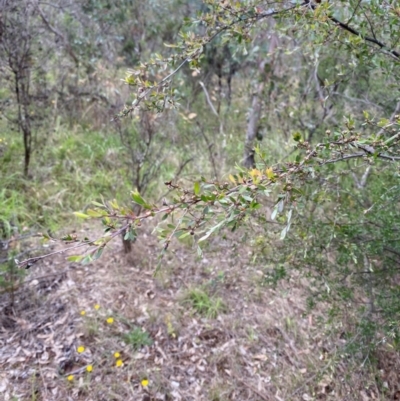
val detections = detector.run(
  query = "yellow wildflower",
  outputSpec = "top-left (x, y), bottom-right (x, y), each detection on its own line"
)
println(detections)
top-left (114, 352), bottom-right (121, 358)
top-left (86, 365), bottom-right (93, 373)
top-left (141, 378), bottom-right (149, 387)
top-left (94, 304), bottom-right (100, 310)
top-left (67, 375), bottom-right (74, 381)
top-left (106, 317), bottom-right (114, 324)
top-left (115, 359), bottom-right (123, 367)
top-left (80, 310), bottom-right (86, 316)
top-left (77, 346), bottom-right (85, 354)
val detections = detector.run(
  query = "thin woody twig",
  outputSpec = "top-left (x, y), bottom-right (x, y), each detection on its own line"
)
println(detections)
top-left (199, 81), bottom-right (219, 118)
top-left (231, 372), bottom-right (270, 401)
top-left (322, 7), bottom-right (400, 60)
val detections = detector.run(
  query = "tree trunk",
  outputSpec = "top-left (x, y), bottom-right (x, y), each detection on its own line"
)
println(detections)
top-left (15, 71), bottom-right (32, 177)
top-left (243, 29), bottom-right (279, 169)
top-left (244, 79), bottom-right (266, 169)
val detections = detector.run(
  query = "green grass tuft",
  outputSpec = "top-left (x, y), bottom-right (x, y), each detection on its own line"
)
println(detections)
top-left (123, 326), bottom-right (153, 350)
top-left (183, 287), bottom-right (226, 318)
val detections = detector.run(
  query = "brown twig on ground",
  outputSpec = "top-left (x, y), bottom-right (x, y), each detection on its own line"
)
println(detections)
top-left (231, 372), bottom-right (270, 401)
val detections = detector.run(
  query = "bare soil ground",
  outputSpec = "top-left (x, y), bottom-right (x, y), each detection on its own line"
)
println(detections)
top-left (1, 227), bottom-right (400, 400)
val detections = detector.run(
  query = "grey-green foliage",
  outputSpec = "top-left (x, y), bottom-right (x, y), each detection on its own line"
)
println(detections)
top-left (259, 158), bottom-right (400, 351)
top-left (124, 0), bottom-right (400, 351)
top-left (259, 1), bottom-right (400, 349)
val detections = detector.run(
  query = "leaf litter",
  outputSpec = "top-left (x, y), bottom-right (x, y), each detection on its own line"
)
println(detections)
top-left (0, 226), bottom-right (399, 400)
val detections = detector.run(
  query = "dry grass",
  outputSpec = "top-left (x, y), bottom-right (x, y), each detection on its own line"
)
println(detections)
top-left (1, 226), bottom-right (400, 400)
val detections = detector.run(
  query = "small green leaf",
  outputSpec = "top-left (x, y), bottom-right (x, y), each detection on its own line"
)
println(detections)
top-left (131, 190), bottom-right (146, 206)
top-left (74, 212), bottom-right (90, 219)
top-left (67, 255), bottom-right (84, 262)
top-left (109, 199), bottom-right (120, 210)
top-left (178, 231), bottom-right (191, 239)
top-left (292, 132), bottom-right (302, 142)
top-left (194, 181), bottom-right (200, 196)
top-left (241, 195), bottom-right (253, 202)
top-left (377, 118), bottom-right (389, 127)
top-left (86, 209), bottom-right (107, 217)
top-left (124, 229), bottom-right (137, 242)
top-left (198, 220), bottom-right (224, 242)
top-left (280, 226), bottom-right (288, 240)
top-left (82, 255), bottom-right (93, 265)
top-left (287, 209), bottom-right (293, 223)
top-left (280, 221), bottom-right (291, 240)
top-left (92, 247), bottom-right (104, 261)
top-left (221, 199), bottom-right (233, 206)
